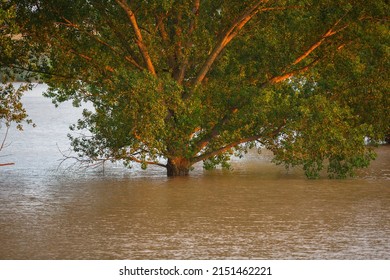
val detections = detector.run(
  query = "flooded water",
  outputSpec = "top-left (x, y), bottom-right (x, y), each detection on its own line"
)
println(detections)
top-left (0, 84), bottom-right (389, 259)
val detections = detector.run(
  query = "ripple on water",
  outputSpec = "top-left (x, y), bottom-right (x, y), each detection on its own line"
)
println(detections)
top-left (1, 86), bottom-right (389, 259)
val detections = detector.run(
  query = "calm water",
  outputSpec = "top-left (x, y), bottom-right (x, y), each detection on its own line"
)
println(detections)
top-left (0, 84), bottom-right (389, 259)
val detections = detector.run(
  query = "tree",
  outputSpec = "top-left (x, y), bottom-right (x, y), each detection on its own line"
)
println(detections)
top-left (3, 0), bottom-right (389, 177)
top-left (0, 2), bottom-right (34, 166)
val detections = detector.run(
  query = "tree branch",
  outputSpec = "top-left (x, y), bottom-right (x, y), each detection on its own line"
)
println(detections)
top-left (156, 14), bottom-right (170, 43)
top-left (0, 125), bottom-right (10, 152)
top-left (193, 0), bottom-right (269, 87)
top-left (268, 58), bottom-right (321, 84)
top-left (156, 14), bottom-right (177, 74)
top-left (60, 17), bottom-right (144, 71)
top-left (175, 0), bottom-right (200, 84)
top-left (5, 64), bottom-right (74, 80)
top-left (127, 155), bottom-right (167, 168)
top-left (51, 35), bottom-right (117, 76)
top-left (0, 163), bottom-right (15, 166)
top-left (191, 121), bottom-right (286, 164)
top-left (292, 13), bottom-right (350, 66)
top-left (58, 146), bottom-right (166, 169)
top-left (114, 0), bottom-right (156, 75)
top-left (191, 134), bottom-right (262, 164)
top-left (192, 108), bottom-right (238, 156)
top-left (103, 15), bottom-right (146, 69)
top-left (0, 126), bottom-right (15, 167)
top-left (261, 13), bottom-right (351, 86)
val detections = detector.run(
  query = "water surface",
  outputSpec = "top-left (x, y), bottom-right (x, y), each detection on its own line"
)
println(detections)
top-left (0, 84), bottom-right (389, 259)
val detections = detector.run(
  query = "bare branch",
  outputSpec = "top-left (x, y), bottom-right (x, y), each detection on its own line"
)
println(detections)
top-left (0, 126), bottom-right (15, 167)
top-left (0, 125), bottom-right (10, 152)
top-left (0, 163), bottom-right (15, 166)
top-left (57, 144), bottom-right (166, 170)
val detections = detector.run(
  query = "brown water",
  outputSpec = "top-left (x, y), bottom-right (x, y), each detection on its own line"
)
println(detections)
top-left (0, 84), bottom-right (389, 259)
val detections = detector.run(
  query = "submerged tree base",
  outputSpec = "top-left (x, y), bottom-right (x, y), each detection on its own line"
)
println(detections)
top-left (166, 158), bottom-right (190, 177)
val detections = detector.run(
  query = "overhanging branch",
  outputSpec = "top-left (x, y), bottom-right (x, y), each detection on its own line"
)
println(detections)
top-left (4, 64), bottom-right (74, 80)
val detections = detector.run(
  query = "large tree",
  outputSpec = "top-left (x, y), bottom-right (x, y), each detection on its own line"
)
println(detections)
top-left (3, 0), bottom-right (389, 177)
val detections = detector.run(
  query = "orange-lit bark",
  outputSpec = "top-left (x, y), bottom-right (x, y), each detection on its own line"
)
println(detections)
top-left (193, 0), bottom-right (269, 87)
top-left (115, 0), bottom-right (156, 76)
top-left (166, 157), bottom-right (191, 176)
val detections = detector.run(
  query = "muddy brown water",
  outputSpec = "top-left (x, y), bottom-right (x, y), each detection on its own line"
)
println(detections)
top-left (0, 84), bottom-right (389, 259)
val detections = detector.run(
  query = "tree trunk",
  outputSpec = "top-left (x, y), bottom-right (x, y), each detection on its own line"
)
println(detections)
top-left (166, 158), bottom-right (190, 177)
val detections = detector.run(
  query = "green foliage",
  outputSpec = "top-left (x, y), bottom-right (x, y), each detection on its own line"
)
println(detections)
top-left (0, 83), bottom-right (33, 130)
top-left (1, 2), bottom-right (35, 159)
top-left (270, 87), bottom-right (378, 178)
top-left (2, 0), bottom-right (389, 177)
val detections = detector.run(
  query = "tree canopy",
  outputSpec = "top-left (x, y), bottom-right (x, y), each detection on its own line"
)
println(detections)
top-left (2, 0), bottom-right (389, 177)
